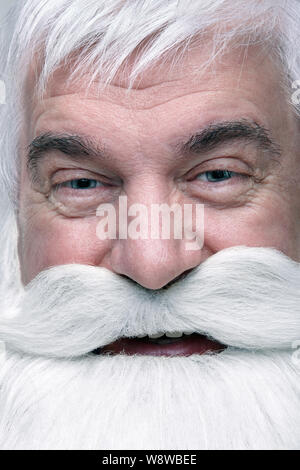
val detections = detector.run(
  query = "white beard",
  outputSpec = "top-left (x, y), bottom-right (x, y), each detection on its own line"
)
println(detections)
top-left (0, 245), bottom-right (299, 449)
top-left (0, 349), bottom-right (299, 450)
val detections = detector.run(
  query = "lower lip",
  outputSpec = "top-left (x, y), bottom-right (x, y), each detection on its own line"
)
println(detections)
top-left (94, 334), bottom-right (226, 357)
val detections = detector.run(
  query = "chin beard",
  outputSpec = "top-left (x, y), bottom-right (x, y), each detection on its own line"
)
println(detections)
top-left (0, 245), bottom-right (299, 449)
top-left (0, 349), bottom-right (299, 450)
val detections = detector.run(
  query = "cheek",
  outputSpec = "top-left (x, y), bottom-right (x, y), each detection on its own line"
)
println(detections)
top-left (19, 214), bottom-right (111, 284)
top-left (203, 201), bottom-right (297, 258)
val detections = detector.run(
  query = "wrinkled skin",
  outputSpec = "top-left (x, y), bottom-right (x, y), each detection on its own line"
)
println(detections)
top-left (18, 45), bottom-right (300, 288)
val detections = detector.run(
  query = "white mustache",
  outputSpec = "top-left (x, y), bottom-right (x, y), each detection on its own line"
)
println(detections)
top-left (0, 245), bottom-right (299, 358)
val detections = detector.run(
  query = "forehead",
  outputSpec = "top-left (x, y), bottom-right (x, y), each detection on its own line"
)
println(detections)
top-left (27, 43), bottom-right (289, 147)
top-left (42, 43), bottom-right (280, 99)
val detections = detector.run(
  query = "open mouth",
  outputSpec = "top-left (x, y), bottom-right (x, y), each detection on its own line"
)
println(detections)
top-left (93, 332), bottom-right (226, 357)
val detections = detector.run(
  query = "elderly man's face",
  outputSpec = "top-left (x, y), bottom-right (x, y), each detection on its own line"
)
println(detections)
top-left (18, 45), bottom-right (300, 287)
top-left (3, 42), bottom-right (300, 450)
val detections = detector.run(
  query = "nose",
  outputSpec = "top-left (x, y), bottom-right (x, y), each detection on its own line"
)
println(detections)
top-left (104, 176), bottom-right (205, 289)
top-left (110, 237), bottom-right (202, 290)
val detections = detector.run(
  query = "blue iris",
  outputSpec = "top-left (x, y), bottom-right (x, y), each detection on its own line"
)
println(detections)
top-left (197, 170), bottom-right (235, 182)
top-left (65, 179), bottom-right (101, 189)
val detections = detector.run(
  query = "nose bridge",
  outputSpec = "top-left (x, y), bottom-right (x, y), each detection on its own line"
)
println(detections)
top-left (122, 173), bottom-right (182, 242)
top-left (126, 171), bottom-right (174, 204)
top-left (109, 176), bottom-right (202, 289)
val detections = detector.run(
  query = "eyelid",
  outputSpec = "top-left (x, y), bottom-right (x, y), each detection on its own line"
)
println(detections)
top-left (59, 178), bottom-right (105, 189)
top-left (195, 170), bottom-right (240, 182)
top-left (51, 170), bottom-right (119, 187)
top-left (185, 157), bottom-right (252, 181)
top-left (52, 178), bottom-right (117, 197)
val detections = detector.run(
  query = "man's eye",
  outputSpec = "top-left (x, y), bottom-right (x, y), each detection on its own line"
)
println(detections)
top-left (196, 170), bottom-right (237, 182)
top-left (61, 179), bottom-right (103, 190)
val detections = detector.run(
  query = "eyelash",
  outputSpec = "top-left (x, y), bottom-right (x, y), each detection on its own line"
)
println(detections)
top-left (195, 169), bottom-right (240, 183)
top-left (55, 169), bottom-right (246, 193)
top-left (59, 178), bottom-right (104, 190)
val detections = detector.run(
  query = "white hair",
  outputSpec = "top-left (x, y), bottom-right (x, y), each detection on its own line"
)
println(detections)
top-left (0, 3), bottom-right (300, 449)
top-left (1, 349), bottom-right (300, 449)
top-left (1, 245), bottom-right (300, 357)
top-left (0, 0), bottom-right (300, 192)
top-left (0, 0), bottom-right (299, 296)
top-left (0, 245), bottom-right (300, 449)
top-left (0, 0), bottom-right (299, 288)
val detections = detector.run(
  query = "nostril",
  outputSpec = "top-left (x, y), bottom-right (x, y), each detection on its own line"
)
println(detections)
top-left (117, 268), bottom-right (195, 291)
top-left (160, 268), bottom-right (194, 290)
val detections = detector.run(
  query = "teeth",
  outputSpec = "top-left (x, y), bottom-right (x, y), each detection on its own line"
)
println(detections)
top-left (165, 332), bottom-right (183, 338)
top-left (138, 332), bottom-right (196, 340)
top-left (148, 333), bottom-right (165, 339)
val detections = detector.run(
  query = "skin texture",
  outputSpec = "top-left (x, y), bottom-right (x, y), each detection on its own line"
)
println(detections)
top-left (18, 45), bottom-right (300, 288)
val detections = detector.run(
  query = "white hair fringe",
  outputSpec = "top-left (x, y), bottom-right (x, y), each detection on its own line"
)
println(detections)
top-left (0, 0), bottom-right (299, 284)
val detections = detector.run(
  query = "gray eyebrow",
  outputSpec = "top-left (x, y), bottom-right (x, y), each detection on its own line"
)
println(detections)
top-left (180, 119), bottom-right (281, 157)
top-left (27, 120), bottom-right (281, 180)
top-left (27, 132), bottom-right (106, 177)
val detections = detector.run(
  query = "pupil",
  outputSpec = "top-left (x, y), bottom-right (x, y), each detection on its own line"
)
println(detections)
top-left (211, 170), bottom-right (227, 179)
top-left (76, 179), bottom-right (91, 188)
top-left (208, 170), bottom-right (231, 181)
